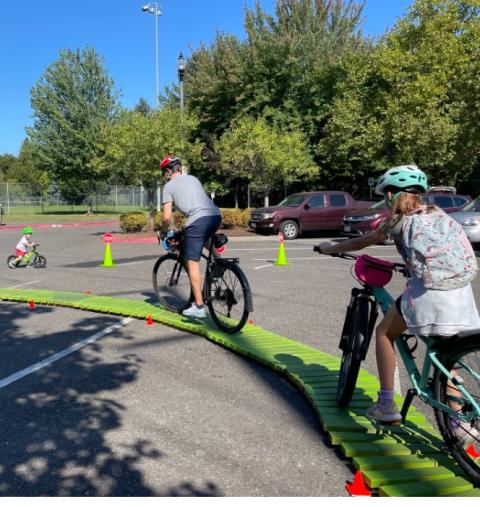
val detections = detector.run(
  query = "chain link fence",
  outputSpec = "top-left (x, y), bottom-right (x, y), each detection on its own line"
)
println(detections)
top-left (0, 182), bottom-right (163, 215)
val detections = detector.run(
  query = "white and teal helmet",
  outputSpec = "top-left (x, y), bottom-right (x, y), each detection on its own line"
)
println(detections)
top-left (375, 165), bottom-right (428, 196)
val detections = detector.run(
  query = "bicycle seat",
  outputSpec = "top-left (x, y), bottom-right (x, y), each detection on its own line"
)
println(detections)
top-left (431, 328), bottom-right (480, 350)
top-left (213, 234), bottom-right (228, 248)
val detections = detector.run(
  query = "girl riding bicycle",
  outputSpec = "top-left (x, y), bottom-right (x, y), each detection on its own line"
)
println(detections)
top-left (317, 165), bottom-right (480, 439)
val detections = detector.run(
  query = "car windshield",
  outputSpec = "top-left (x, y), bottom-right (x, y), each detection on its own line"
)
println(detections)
top-left (460, 196), bottom-right (480, 212)
top-left (277, 194), bottom-right (306, 207)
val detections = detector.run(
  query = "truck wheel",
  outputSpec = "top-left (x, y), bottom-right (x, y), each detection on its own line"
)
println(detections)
top-left (280, 220), bottom-right (299, 240)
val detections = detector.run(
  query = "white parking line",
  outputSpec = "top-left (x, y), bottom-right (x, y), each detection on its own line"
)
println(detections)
top-left (254, 264), bottom-right (274, 270)
top-left (8, 280), bottom-right (41, 289)
top-left (0, 317), bottom-right (133, 390)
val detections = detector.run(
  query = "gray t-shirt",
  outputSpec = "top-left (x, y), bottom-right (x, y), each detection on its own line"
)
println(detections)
top-left (162, 174), bottom-right (220, 227)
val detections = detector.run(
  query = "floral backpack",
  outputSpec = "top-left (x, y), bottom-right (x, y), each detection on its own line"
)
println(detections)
top-left (401, 206), bottom-right (478, 290)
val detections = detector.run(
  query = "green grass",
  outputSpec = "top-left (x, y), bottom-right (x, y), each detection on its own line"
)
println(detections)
top-left (1, 206), bottom-right (147, 224)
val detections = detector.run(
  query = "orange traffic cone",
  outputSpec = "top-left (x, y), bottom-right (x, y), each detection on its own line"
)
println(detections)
top-left (28, 299), bottom-right (36, 310)
top-left (345, 470), bottom-right (372, 497)
top-left (146, 315), bottom-right (154, 326)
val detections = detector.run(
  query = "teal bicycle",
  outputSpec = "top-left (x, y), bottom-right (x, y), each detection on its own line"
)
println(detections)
top-left (314, 248), bottom-right (480, 484)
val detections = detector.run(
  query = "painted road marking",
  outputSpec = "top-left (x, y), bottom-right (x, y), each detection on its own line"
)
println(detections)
top-left (0, 317), bottom-right (133, 390)
top-left (8, 280), bottom-right (41, 289)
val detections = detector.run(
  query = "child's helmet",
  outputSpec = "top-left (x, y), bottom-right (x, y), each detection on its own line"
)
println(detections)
top-left (23, 227), bottom-right (33, 234)
top-left (375, 165), bottom-right (428, 196)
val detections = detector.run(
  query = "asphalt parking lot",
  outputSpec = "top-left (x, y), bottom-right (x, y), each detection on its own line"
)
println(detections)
top-left (1, 224), bottom-right (479, 496)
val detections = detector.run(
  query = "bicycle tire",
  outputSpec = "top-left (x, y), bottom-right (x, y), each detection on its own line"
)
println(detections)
top-left (337, 296), bottom-right (370, 407)
top-left (152, 254), bottom-right (192, 312)
top-left (433, 336), bottom-right (480, 486)
top-left (34, 255), bottom-right (47, 268)
top-left (7, 255), bottom-right (16, 268)
top-left (206, 262), bottom-right (250, 334)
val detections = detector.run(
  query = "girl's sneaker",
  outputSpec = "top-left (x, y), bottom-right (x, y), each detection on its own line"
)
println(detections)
top-left (454, 422), bottom-right (479, 448)
top-left (366, 400), bottom-right (402, 424)
top-left (182, 303), bottom-right (206, 318)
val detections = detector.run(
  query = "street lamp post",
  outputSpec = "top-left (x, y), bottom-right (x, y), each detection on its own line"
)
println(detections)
top-left (177, 52), bottom-right (186, 110)
top-left (141, 3), bottom-right (162, 108)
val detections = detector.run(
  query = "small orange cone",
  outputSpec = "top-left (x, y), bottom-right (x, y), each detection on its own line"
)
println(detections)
top-left (466, 444), bottom-right (480, 459)
top-left (345, 470), bottom-right (372, 496)
top-left (28, 299), bottom-right (36, 310)
top-left (84, 290), bottom-right (91, 295)
top-left (146, 315), bottom-right (154, 326)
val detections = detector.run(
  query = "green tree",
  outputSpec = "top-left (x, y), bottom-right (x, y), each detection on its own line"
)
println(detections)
top-left (215, 115), bottom-right (318, 207)
top-left (96, 106), bottom-right (203, 220)
top-left (27, 47), bottom-right (119, 212)
top-left (0, 154), bottom-right (17, 180)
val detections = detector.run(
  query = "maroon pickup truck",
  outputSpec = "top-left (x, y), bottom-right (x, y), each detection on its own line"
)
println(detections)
top-left (249, 191), bottom-right (372, 240)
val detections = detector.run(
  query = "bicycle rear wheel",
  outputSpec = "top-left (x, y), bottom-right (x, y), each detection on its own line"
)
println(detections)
top-left (152, 254), bottom-right (192, 312)
top-left (206, 262), bottom-right (250, 334)
top-left (337, 296), bottom-right (370, 407)
top-left (433, 336), bottom-right (480, 485)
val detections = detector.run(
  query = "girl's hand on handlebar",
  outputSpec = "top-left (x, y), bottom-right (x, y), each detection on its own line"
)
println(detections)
top-left (314, 242), bottom-right (335, 255)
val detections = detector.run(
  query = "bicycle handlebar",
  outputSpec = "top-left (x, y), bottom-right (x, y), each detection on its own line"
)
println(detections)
top-left (313, 246), bottom-right (407, 274)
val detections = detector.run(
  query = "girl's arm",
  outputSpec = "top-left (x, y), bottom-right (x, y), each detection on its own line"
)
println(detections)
top-left (317, 229), bottom-right (386, 255)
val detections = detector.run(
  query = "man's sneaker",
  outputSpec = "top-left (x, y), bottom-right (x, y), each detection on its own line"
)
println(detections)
top-left (453, 422), bottom-right (479, 448)
top-left (366, 400), bottom-right (402, 424)
top-left (182, 303), bottom-right (207, 319)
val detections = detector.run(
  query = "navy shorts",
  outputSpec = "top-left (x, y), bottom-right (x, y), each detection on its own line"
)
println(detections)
top-left (183, 215), bottom-right (222, 261)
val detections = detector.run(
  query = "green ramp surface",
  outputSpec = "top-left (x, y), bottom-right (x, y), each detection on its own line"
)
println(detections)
top-left (0, 287), bottom-right (479, 497)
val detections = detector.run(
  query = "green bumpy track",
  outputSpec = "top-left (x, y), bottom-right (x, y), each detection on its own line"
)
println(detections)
top-left (1, 287), bottom-right (479, 497)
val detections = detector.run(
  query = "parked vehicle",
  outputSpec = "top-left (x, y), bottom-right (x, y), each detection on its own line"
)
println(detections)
top-left (450, 196), bottom-right (480, 248)
top-left (249, 191), bottom-right (373, 240)
top-left (342, 188), bottom-right (471, 239)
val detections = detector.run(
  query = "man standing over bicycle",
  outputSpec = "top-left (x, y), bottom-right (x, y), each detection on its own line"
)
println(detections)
top-left (159, 156), bottom-right (222, 318)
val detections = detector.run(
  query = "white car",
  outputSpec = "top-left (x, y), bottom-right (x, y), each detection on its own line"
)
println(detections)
top-left (450, 197), bottom-right (480, 247)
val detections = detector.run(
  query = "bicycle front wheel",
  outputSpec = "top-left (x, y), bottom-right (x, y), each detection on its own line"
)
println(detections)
top-left (206, 262), bottom-right (250, 334)
top-left (34, 255), bottom-right (47, 268)
top-left (433, 336), bottom-right (480, 485)
top-left (152, 255), bottom-right (192, 312)
top-left (337, 296), bottom-right (370, 407)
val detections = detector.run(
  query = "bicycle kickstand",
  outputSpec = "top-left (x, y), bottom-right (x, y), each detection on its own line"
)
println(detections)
top-left (400, 388), bottom-right (417, 423)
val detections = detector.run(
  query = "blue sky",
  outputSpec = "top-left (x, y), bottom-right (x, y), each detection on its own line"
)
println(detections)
top-left (0, 0), bottom-right (413, 156)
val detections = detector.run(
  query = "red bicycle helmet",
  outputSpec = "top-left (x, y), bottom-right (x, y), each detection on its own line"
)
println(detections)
top-left (160, 156), bottom-right (182, 173)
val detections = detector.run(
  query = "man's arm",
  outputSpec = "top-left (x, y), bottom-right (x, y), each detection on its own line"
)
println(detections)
top-left (162, 202), bottom-right (173, 233)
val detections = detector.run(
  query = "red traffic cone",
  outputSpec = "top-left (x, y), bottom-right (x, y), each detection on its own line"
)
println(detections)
top-left (146, 315), bottom-right (154, 326)
top-left (345, 470), bottom-right (372, 497)
top-left (28, 299), bottom-right (36, 310)
top-left (466, 444), bottom-right (480, 459)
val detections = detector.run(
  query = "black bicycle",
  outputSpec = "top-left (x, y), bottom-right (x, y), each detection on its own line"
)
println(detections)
top-left (152, 232), bottom-right (253, 333)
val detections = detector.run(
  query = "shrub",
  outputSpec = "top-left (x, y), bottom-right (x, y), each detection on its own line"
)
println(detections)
top-left (152, 210), bottom-right (186, 231)
top-left (220, 208), bottom-right (241, 229)
top-left (239, 208), bottom-right (253, 228)
top-left (120, 211), bottom-right (147, 233)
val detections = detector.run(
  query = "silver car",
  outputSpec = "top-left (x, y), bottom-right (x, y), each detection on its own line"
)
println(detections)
top-left (450, 197), bottom-right (480, 246)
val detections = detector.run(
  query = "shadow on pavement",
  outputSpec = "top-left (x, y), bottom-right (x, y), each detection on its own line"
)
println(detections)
top-left (0, 303), bottom-right (223, 496)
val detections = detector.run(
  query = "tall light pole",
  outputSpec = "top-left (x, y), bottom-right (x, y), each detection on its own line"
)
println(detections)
top-left (177, 52), bottom-right (186, 110)
top-left (141, 3), bottom-right (162, 108)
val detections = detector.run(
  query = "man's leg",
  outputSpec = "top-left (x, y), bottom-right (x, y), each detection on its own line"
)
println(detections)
top-left (187, 259), bottom-right (203, 306)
